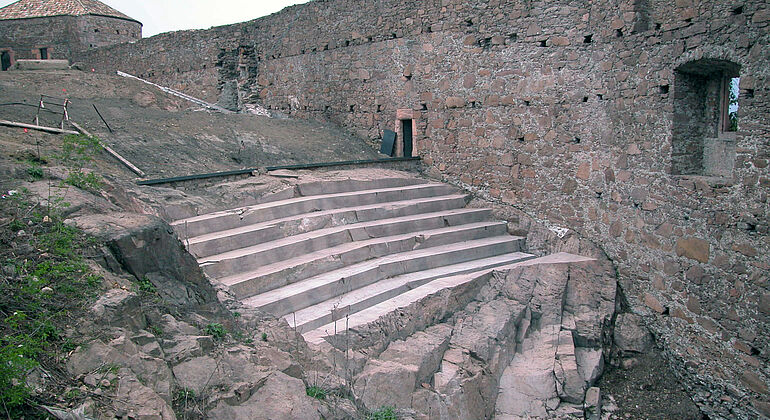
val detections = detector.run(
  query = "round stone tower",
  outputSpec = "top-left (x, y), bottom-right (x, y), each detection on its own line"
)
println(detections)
top-left (0, 0), bottom-right (141, 70)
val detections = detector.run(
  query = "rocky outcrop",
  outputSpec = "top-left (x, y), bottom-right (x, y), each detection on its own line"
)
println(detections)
top-left (64, 305), bottom-right (327, 419)
top-left (71, 212), bottom-right (219, 308)
top-left (345, 254), bottom-right (617, 419)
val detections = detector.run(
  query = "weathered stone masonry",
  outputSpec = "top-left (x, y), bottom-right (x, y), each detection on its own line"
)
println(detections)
top-left (0, 15), bottom-right (140, 63)
top-left (77, 0), bottom-right (769, 418)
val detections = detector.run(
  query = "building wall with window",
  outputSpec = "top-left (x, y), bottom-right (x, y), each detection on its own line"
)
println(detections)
top-left (74, 1), bottom-right (769, 417)
top-left (0, 14), bottom-right (140, 67)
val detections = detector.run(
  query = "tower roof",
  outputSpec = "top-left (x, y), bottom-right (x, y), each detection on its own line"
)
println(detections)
top-left (0, 0), bottom-right (140, 24)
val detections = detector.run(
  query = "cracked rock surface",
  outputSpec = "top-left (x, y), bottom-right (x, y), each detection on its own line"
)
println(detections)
top-left (346, 253), bottom-right (617, 419)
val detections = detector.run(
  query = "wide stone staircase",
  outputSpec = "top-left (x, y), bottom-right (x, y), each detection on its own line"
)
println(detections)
top-left (168, 173), bottom-right (617, 418)
top-left (170, 176), bottom-right (535, 343)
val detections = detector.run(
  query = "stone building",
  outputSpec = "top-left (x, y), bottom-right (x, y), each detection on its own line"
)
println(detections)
top-left (0, 0), bottom-right (141, 70)
top-left (75, 0), bottom-right (769, 418)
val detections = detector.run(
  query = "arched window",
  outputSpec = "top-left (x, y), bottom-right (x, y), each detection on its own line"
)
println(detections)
top-left (671, 59), bottom-right (740, 177)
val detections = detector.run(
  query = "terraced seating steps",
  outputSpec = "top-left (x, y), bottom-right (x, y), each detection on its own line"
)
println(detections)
top-left (171, 176), bottom-right (535, 345)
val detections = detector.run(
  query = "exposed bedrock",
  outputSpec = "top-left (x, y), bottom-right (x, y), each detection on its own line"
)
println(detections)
top-left (348, 255), bottom-right (617, 419)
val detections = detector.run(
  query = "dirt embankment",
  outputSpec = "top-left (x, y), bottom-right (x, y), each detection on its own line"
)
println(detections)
top-left (1, 70), bottom-right (382, 181)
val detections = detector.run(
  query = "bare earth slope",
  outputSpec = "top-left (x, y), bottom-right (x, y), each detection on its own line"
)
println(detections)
top-left (0, 70), bottom-right (382, 179)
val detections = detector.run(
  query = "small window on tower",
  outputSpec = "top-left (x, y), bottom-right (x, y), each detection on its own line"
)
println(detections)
top-left (39, 48), bottom-right (48, 60)
top-left (722, 77), bottom-right (739, 132)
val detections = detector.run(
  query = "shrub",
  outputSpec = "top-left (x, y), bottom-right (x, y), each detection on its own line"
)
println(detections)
top-left (306, 385), bottom-right (327, 400)
top-left (205, 323), bottom-right (227, 341)
top-left (368, 406), bottom-right (397, 420)
top-left (26, 164), bottom-right (43, 181)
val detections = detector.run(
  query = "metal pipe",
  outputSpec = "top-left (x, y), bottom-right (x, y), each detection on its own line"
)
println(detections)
top-left (0, 119), bottom-right (79, 135)
top-left (136, 157), bottom-right (421, 186)
top-left (92, 104), bottom-right (113, 133)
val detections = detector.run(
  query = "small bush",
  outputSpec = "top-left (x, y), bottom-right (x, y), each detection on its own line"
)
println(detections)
top-left (173, 387), bottom-right (195, 402)
top-left (205, 323), bottom-right (226, 341)
top-left (368, 406), bottom-right (397, 420)
top-left (65, 170), bottom-right (101, 191)
top-left (26, 164), bottom-right (43, 181)
top-left (148, 325), bottom-right (164, 337)
top-left (136, 276), bottom-right (157, 295)
top-left (57, 134), bottom-right (103, 192)
top-left (306, 385), bottom-right (327, 400)
top-left (58, 135), bottom-right (102, 167)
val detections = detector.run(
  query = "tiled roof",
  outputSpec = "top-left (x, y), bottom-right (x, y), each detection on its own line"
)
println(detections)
top-left (0, 0), bottom-right (139, 23)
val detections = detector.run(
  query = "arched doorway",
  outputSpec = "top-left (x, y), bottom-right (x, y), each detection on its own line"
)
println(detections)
top-left (1, 51), bottom-right (11, 71)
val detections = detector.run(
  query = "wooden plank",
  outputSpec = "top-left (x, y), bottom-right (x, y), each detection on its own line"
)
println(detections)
top-left (0, 119), bottom-right (79, 135)
top-left (380, 129), bottom-right (396, 156)
top-left (69, 121), bottom-right (146, 178)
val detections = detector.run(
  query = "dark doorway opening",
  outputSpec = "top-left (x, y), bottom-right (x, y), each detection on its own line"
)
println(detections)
top-left (402, 119), bottom-right (413, 157)
top-left (1, 52), bottom-right (10, 71)
top-left (39, 48), bottom-right (48, 60)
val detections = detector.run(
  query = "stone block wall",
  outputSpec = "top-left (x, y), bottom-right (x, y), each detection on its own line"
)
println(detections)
top-left (74, 0), bottom-right (769, 417)
top-left (74, 23), bottom-right (246, 102)
top-left (75, 15), bottom-right (141, 50)
top-left (0, 15), bottom-right (140, 64)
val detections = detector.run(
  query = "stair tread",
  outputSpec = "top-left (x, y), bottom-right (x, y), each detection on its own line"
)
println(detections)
top-left (198, 207), bottom-right (492, 263)
top-left (302, 271), bottom-right (486, 344)
top-left (186, 194), bottom-right (471, 245)
top-left (171, 183), bottom-right (451, 226)
top-left (238, 234), bottom-right (522, 305)
top-left (302, 254), bottom-right (581, 344)
top-left (283, 252), bottom-right (534, 327)
top-left (215, 222), bottom-right (513, 285)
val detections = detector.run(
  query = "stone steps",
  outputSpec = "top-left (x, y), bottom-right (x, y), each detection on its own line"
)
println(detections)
top-left (186, 195), bottom-right (473, 258)
top-left (240, 235), bottom-right (526, 316)
top-left (172, 182), bottom-right (457, 238)
top-left (281, 252), bottom-right (535, 334)
top-left (201, 213), bottom-right (506, 280)
top-left (221, 227), bottom-right (522, 299)
top-left (299, 255), bottom-right (577, 347)
top-left (302, 269), bottom-right (492, 345)
top-left (170, 175), bottom-right (540, 353)
top-left (196, 206), bottom-right (490, 266)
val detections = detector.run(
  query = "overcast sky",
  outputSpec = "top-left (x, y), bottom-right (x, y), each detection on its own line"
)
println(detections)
top-left (0, 0), bottom-right (311, 37)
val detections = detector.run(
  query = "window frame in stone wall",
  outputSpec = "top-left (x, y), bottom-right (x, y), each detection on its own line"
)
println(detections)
top-left (671, 59), bottom-right (740, 178)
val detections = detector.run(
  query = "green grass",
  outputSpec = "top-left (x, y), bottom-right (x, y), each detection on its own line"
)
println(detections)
top-left (368, 406), bottom-right (397, 420)
top-left (306, 385), bottom-right (327, 400)
top-left (26, 164), bottom-right (43, 181)
top-left (65, 170), bottom-right (102, 191)
top-left (0, 189), bottom-right (102, 415)
top-left (57, 134), bottom-right (103, 192)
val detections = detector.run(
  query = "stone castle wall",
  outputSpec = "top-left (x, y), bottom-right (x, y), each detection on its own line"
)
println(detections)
top-left (75, 1), bottom-right (769, 417)
top-left (0, 15), bottom-right (140, 63)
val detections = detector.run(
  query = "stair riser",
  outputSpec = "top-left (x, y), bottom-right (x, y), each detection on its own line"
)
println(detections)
top-left (200, 210), bottom-right (493, 272)
top-left (247, 237), bottom-right (522, 311)
top-left (177, 185), bottom-right (458, 238)
top-left (296, 178), bottom-right (428, 196)
top-left (288, 256), bottom-right (533, 332)
top-left (352, 196), bottom-right (469, 223)
top-left (190, 203), bottom-right (486, 259)
top-left (307, 271), bottom-right (494, 350)
top-left (208, 222), bottom-right (509, 282)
